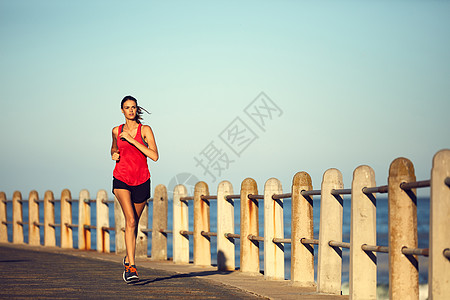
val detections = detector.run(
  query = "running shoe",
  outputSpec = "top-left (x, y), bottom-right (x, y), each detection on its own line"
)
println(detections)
top-left (123, 265), bottom-right (139, 283)
top-left (123, 256), bottom-right (129, 267)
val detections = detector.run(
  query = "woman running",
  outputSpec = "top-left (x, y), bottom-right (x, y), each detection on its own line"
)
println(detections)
top-left (111, 95), bottom-right (159, 282)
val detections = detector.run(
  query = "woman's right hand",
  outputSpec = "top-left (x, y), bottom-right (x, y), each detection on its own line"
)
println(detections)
top-left (112, 151), bottom-right (120, 161)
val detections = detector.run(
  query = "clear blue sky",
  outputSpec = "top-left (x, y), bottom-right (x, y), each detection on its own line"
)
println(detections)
top-left (1, 0), bottom-right (449, 199)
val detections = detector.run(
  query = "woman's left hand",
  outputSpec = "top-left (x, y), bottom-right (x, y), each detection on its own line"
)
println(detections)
top-left (119, 132), bottom-right (134, 144)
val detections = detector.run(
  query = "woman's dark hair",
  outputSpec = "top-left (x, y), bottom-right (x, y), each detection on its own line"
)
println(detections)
top-left (121, 95), bottom-right (150, 124)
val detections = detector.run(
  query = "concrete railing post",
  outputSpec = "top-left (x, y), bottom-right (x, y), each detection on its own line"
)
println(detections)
top-left (173, 184), bottom-right (189, 264)
top-left (96, 190), bottom-right (109, 253)
top-left (44, 190), bottom-right (55, 247)
top-left (136, 198), bottom-right (149, 258)
top-left (78, 189), bottom-right (91, 250)
top-left (317, 168), bottom-right (344, 295)
top-left (193, 181), bottom-right (210, 266)
top-left (291, 171), bottom-right (315, 287)
top-left (151, 184), bottom-right (167, 260)
top-left (350, 166), bottom-right (377, 299)
top-left (114, 195), bottom-right (126, 255)
top-left (217, 180), bottom-right (235, 271)
top-left (429, 149), bottom-right (450, 299)
top-left (28, 191), bottom-right (40, 246)
top-left (264, 178), bottom-right (284, 280)
top-left (0, 192), bottom-right (7, 243)
top-left (388, 157), bottom-right (418, 299)
top-left (60, 189), bottom-right (72, 249)
top-left (240, 178), bottom-right (260, 275)
top-left (12, 191), bottom-right (23, 244)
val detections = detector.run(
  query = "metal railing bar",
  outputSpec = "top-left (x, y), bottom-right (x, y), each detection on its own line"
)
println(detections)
top-left (180, 230), bottom-right (193, 236)
top-left (331, 189), bottom-right (352, 196)
top-left (83, 225), bottom-right (96, 229)
top-left (160, 229), bottom-right (173, 234)
top-left (402, 247), bottom-right (429, 257)
top-left (102, 226), bottom-right (115, 231)
top-left (362, 185), bottom-right (388, 194)
top-left (445, 177), bottom-right (450, 187)
top-left (300, 238), bottom-right (319, 245)
top-left (49, 199), bottom-right (61, 203)
top-left (361, 244), bottom-right (389, 253)
top-left (301, 190), bottom-right (321, 196)
top-left (248, 194), bottom-right (264, 200)
top-left (201, 195), bottom-right (217, 200)
top-left (272, 193), bottom-right (292, 200)
top-left (2, 221), bottom-right (12, 225)
top-left (49, 223), bottom-right (61, 228)
top-left (201, 231), bottom-right (217, 237)
top-left (273, 238), bottom-right (292, 244)
top-left (248, 234), bottom-right (264, 242)
top-left (34, 222), bottom-right (44, 227)
top-left (443, 248), bottom-right (450, 259)
top-left (104, 200), bottom-right (115, 204)
top-left (224, 233), bottom-right (240, 239)
top-left (329, 240), bottom-right (350, 249)
top-left (400, 180), bottom-right (431, 190)
top-left (35, 199), bottom-right (44, 203)
top-left (225, 194), bottom-right (241, 200)
top-left (64, 223), bottom-right (78, 228)
top-left (16, 221), bottom-right (29, 226)
top-left (180, 196), bottom-right (194, 201)
top-left (141, 228), bottom-right (153, 232)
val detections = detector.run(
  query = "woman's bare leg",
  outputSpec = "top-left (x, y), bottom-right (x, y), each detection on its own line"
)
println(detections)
top-left (114, 189), bottom-right (138, 266)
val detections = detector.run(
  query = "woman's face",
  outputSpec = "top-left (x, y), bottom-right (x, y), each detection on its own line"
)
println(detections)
top-left (122, 100), bottom-right (137, 120)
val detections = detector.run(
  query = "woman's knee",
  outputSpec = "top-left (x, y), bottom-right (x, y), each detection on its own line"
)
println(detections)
top-left (125, 217), bottom-right (137, 230)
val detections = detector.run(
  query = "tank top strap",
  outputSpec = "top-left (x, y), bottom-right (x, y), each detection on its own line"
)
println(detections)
top-left (138, 124), bottom-right (149, 148)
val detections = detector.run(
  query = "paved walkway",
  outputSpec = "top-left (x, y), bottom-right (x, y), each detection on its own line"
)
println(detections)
top-left (0, 243), bottom-right (348, 299)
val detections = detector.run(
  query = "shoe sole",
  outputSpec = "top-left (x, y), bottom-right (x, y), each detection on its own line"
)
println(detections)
top-left (123, 270), bottom-right (139, 283)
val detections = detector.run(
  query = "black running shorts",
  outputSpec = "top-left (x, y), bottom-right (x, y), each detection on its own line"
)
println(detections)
top-left (112, 177), bottom-right (151, 204)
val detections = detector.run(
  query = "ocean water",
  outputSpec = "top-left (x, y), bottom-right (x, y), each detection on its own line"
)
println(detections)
top-left (5, 195), bottom-right (430, 297)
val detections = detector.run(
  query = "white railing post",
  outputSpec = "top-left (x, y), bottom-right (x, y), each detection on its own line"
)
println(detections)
top-left (60, 189), bottom-right (72, 249)
top-left (173, 184), bottom-right (189, 264)
top-left (291, 171), bottom-right (315, 287)
top-left (28, 191), bottom-right (40, 246)
top-left (0, 192), bottom-right (6, 243)
top-left (136, 198), bottom-right (149, 259)
top-left (151, 184), bottom-right (167, 260)
top-left (12, 191), bottom-right (23, 244)
top-left (388, 157), bottom-right (418, 299)
top-left (96, 190), bottom-right (109, 253)
top-left (217, 180), bottom-right (235, 271)
top-left (78, 189), bottom-right (91, 250)
top-left (350, 165), bottom-right (377, 299)
top-left (44, 190), bottom-right (55, 247)
top-left (193, 181), bottom-right (210, 266)
top-left (429, 149), bottom-right (450, 299)
top-left (317, 168), bottom-right (344, 294)
top-left (264, 178), bottom-right (284, 280)
top-left (240, 178), bottom-right (260, 275)
top-left (114, 195), bottom-right (126, 255)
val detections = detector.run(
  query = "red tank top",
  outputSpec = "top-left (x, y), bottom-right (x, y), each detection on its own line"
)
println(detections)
top-left (113, 124), bottom-right (150, 186)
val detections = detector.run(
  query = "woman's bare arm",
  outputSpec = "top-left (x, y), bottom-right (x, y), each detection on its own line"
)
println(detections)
top-left (111, 127), bottom-right (120, 161)
top-left (118, 125), bottom-right (159, 161)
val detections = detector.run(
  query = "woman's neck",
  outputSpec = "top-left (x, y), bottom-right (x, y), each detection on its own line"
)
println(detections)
top-left (124, 120), bottom-right (138, 130)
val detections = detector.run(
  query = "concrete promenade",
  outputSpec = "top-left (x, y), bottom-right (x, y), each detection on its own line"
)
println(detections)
top-left (0, 243), bottom-right (348, 299)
